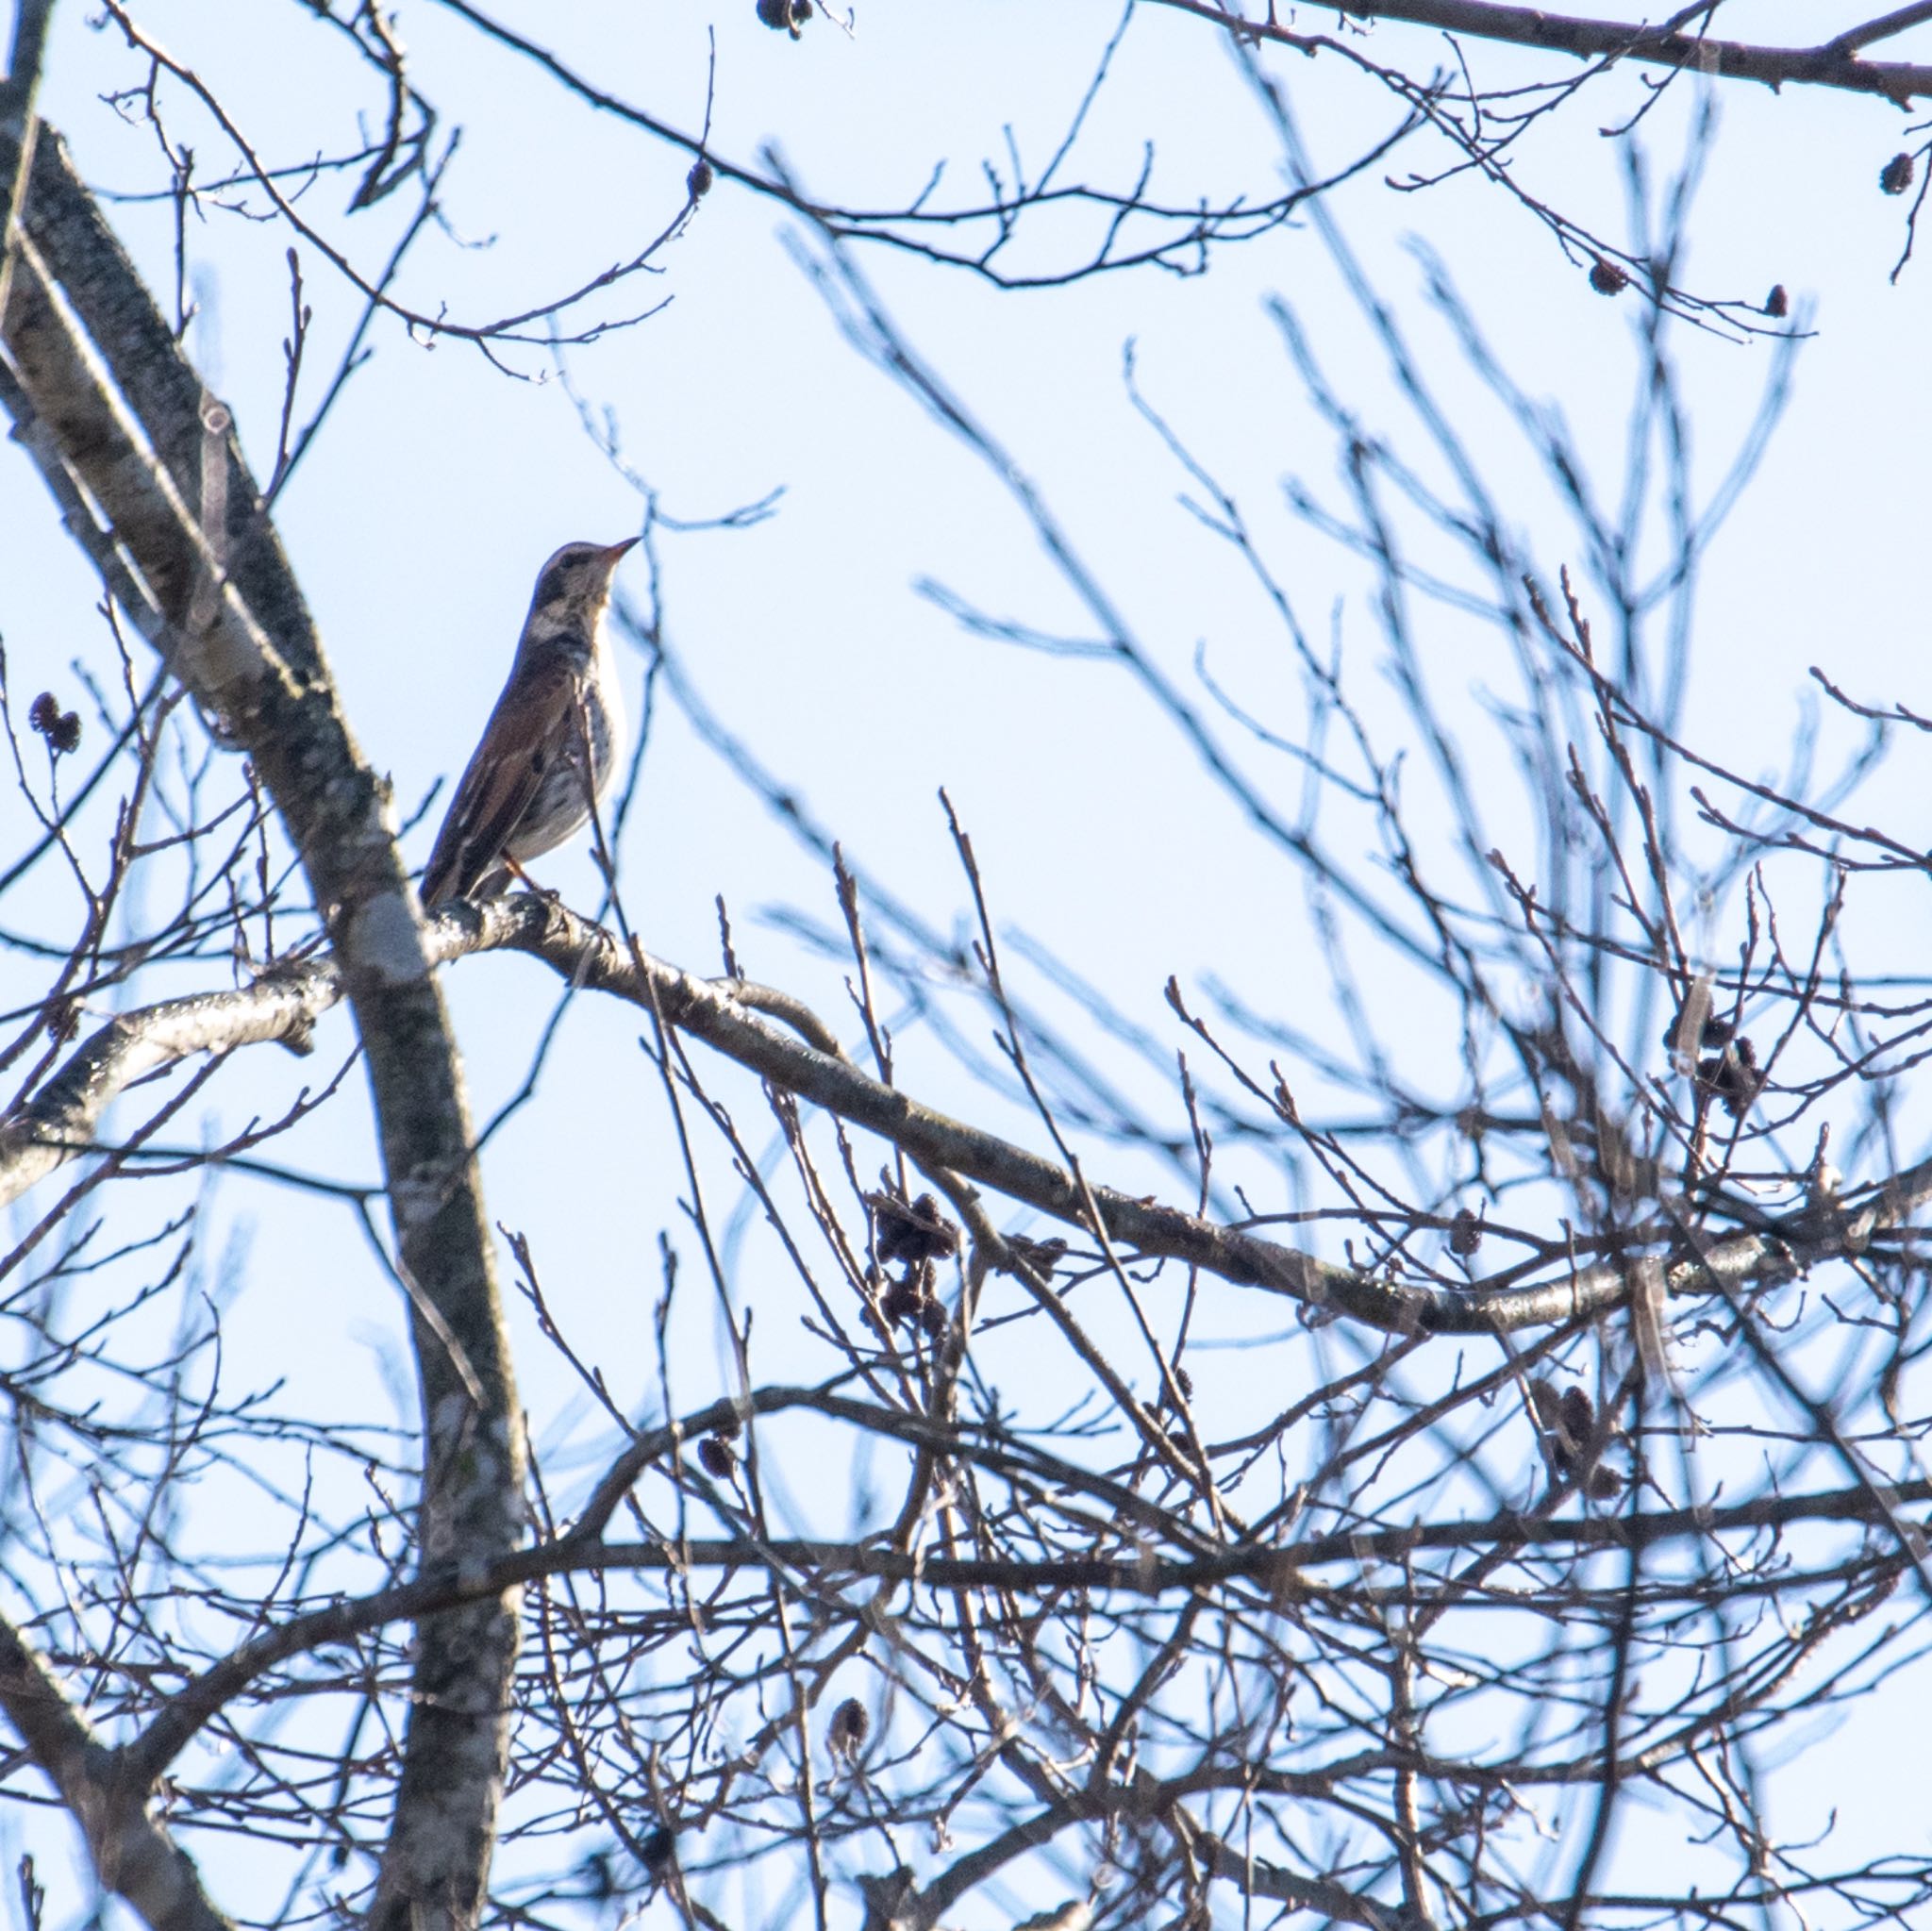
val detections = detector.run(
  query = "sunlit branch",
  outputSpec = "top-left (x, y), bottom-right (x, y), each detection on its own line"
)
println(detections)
top-left (1156, 0), bottom-right (1932, 105)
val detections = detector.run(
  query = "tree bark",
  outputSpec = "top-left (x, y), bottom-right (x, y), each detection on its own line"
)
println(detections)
top-left (0, 121), bottom-right (523, 1931)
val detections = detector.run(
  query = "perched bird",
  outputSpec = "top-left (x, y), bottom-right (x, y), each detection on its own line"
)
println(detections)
top-left (421, 537), bottom-right (636, 906)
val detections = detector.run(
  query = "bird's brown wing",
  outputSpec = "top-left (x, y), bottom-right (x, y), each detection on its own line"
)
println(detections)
top-left (421, 653), bottom-right (579, 905)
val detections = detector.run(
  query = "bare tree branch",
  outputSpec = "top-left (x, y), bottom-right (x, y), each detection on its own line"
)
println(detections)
top-left (0, 115), bottom-right (520, 1931)
top-left (5, 17), bottom-right (1931, 1926)
top-left (8, 895), bottom-right (1920, 1353)
top-left (0, 1613), bottom-right (232, 1931)
top-left (1155, 0), bottom-right (1932, 106)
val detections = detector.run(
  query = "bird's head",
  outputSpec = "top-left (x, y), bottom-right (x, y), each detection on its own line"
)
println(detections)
top-left (525, 537), bottom-right (638, 639)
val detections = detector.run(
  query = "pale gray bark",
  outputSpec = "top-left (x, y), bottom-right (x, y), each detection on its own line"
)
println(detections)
top-left (0, 1613), bottom-right (233, 1931)
top-left (0, 969), bottom-right (340, 1209)
top-left (1, 119), bottom-right (521, 1931)
top-left (8, 892), bottom-right (1919, 1345)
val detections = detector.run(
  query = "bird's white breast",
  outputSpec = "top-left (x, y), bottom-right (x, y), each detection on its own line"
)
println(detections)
top-left (585, 616), bottom-right (625, 801)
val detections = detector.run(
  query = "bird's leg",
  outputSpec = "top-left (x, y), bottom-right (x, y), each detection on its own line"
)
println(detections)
top-left (504, 855), bottom-right (561, 902)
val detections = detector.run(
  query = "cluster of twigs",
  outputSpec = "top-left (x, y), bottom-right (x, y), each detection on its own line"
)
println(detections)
top-left (4, 8), bottom-right (1932, 1931)
top-left (57, 0), bottom-right (1932, 398)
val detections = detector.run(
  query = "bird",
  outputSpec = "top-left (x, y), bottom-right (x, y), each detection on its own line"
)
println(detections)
top-left (421, 537), bottom-right (637, 907)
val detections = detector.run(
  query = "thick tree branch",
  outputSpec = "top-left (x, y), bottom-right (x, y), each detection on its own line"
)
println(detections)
top-left (0, 118), bottom-right (519, 1931)
top-left (0, 0), bottom-right (54, 325)
top-left (1157, 0), bottom-right (1932, 105)
top-left (125, 1370), bottom-right (1929, 1786)
top-left (0, 1613), bottom-right (232, 1931)
top-left (0, 962), bottom-right (341, 1205)
top-left (7, 894), bottom-right (1920, 1363)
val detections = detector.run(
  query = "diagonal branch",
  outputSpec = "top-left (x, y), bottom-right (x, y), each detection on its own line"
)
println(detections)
top-left (0, 0), bottom-right (54, 325)
top-left (0, 1612), bottom-right (233, 1931)
top-left (1154, 0), bottom-right (1932, 106)
top-left (1, 115), bottom-right (519, 1931)
top-left (7, 895), bottom-right (1921, 1347)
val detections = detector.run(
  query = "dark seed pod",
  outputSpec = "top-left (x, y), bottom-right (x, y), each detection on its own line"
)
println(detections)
top-left (756, 0), bottom-right (791, 26)
top-left (51, 710), bottom-right (81, 755)
top-left (882, 1273), bottom-right (924, 1326)
top-left (1449, 1207), bottom-right (1484, 1257)
top-left (828, 1695), bottom-right (869, 1759)
top-left (791, 0), bottom-right (811, 20)
top-left (687, 157), bottom-right (714, 199)
top-left (45, 997), bottom-right (80, 1043)
top-left (1527, 1379), bottom-right (1564, 1435)
top-left (640, 1825), bottom-right (675, 1873)
top-left (1531, 1381), bottom-right (1625, 1498)
top-left (869, 1190), bottom-right (959, 1265)
top-left (1590, 257), bottom-right (1629, 296)
top-left (1724, 1039), bottom-right (1765, 1118)
top-left (1173, 1365), bottom-right (1192, 1400)
top-left (1700, 1036), bottom-right (1765, 1119)
top-left (698, 1434), bottom-right (738, 1479)
top-left (1532, 1381), bottom-right (1585, 1479)
top-left (1557, 1383), bottom-right (1593, 1451)
top-left (1764, 284), bottom-right (1788, 318)
top-left (1881, 152), bottom-right (1915, 195)
top-left (919, 1297), bottom-right (947, 1340)
top-left (28, 692), bottom-right (58, 738)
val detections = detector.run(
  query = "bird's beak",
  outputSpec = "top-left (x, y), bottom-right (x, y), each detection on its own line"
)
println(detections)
top-left (599, 537), bottom-right (640, 570)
